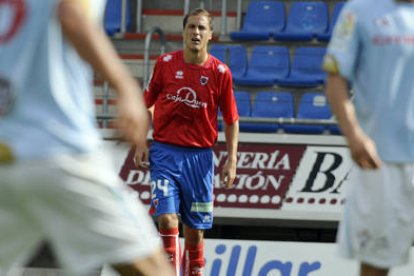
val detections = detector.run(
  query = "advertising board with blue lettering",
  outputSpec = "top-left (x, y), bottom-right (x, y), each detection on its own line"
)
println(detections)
top-left (115, 136), bottom-right (352, 222)
top-left (202, 239), bottom-right (414, 276)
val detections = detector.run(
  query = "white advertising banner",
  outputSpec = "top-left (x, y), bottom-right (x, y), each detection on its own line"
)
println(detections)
top-left (203, 239), bottom-right (414, 276)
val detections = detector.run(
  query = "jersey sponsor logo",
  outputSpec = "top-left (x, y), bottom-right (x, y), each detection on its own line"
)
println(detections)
top-left (175, 70), bottom-right (184, 79)
top-left (190, 202), bottom-right (213, 213)
top-left (166, 87), bottom-right (208, 109)
top-left (200, 76), bottom-right (209, 85)
top-left (0, 0), bottom-right (26, 43)
top-left (372, 35), bottom-right (414, 46)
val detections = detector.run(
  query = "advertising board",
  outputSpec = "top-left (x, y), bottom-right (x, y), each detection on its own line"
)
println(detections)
top-left (105, 133), bottom-right (352, 222)
top-left (202, 239), bottom-right (414, 276)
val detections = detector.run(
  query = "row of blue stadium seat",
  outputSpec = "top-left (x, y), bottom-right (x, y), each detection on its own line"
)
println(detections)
top-left (103, 0), bottom-right (345, 42)
top-left (104, 0), bottom-right (132, 36)
top-left (220, 91), bottom-right (340, 134)
top-left (210, 45), bottom-right (326, 88)
top-left (231, 1), bottom-right (345, 42)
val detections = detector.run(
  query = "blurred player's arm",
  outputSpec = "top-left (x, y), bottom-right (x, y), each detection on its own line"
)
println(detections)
top-left (132, 105), bottom-right (152, 169)
top-left (323, 5), bottom-right (380, 169)
top-left (133, 58), bottom-right (164, 168)
top-left (221, 121), bottom-right (239, 188)
top-left (324, 71), bottom-right (381, 169)
top-left (57, 0), bottom-right (149, 149)
top-left (58, 1), bottom-right (173, 275)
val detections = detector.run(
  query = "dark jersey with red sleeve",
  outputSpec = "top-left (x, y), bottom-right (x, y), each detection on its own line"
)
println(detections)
top-left (144, 50), bottom-right (239, 148)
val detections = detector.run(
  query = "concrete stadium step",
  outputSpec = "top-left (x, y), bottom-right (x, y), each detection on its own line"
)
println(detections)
top-left (109, 7), bottom-right (239, 64)
top-left (93, 54), bottom-right (157, 80)
top-left (95, 98), bottom-right (117, 115)
top-left (120, 54), bottom-right (157, 79)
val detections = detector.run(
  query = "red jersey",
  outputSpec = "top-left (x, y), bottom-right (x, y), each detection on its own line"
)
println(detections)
top-left (144, 50), bottom-right (239, 148)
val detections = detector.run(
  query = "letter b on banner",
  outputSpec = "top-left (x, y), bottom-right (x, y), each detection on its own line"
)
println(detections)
top-left (301, 152), bottom-right (342, 193)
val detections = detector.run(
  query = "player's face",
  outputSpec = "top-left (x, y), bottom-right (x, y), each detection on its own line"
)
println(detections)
top-left (183, 14), bottom-right (212, 54)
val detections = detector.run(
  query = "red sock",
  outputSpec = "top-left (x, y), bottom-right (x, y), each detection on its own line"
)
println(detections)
top-left (159, 228), bottom-right (181, 275)
top-left (182, 242), bottom-right (205, 276)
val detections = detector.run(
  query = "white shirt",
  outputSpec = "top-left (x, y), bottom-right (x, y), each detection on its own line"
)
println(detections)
top-left (0, 0), bottom-right (105, 160)
top-left (326, 0), bottom-right (414, 162)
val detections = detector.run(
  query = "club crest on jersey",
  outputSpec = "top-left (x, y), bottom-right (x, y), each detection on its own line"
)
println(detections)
top-left (200, 76), bottom-right (209, 85)
top-left (375, 16), bottom-right (391, 27)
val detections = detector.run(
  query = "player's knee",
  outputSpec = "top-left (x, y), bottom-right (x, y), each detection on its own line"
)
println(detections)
top-left (184, 225), bottom-right (204, 245)
top-left (157, 214), bottom-right (179, 230)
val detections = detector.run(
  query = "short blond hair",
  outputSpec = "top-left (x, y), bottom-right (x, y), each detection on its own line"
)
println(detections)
top-left (183, 8), bottom-right (213, 30)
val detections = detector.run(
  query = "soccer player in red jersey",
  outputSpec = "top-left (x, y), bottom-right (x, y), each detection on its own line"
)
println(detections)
top-left (134, 8), bottom-right (239, 276)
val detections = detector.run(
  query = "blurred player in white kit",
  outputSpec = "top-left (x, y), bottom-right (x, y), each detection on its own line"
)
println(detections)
top-left (324, 0), bottom-right (414, 275)
top-left (0, 0), bottom-right (173, 275)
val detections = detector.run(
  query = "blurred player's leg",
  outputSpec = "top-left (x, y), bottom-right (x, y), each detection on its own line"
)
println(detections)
top-left (158, 214), bottom-right (181, 275)
top-left (182, 225), bottom-right (205, 276)
top-left (17, 152), bottom-right (173, 276)
top-left (360, 263), bottom-right (388, 276)
top-left (0, 164), bottom-right (45, 272)
top-left (112, 248), bottom-right (172, 276)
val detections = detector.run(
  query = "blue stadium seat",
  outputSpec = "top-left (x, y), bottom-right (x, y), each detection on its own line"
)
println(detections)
top-left (242, 91), bottom-right (294, 133)
top-left (209, 44), bottom-right (248, 79)
top-left (234, 46), bottom-right (289, 87)
top-left (234, 91), bottom-right (251, 118)
top-left (104, 0), bottom-right (132, 36)
top-left (230, 1), bottom-right (285, 41)
top-left (329, 124), bottom-right (342, 135)
top-left (218, 91), bottom-right (251, 131)
top-left (273, 1), bottom-right (328, 42)
top-left (284, 92), bottom-right (332, 134)
top-left (318, 2), bottom-right (345, 42)
top-left (234, 91), bottom-right (253, 132)
top-left (277, 47), bottom-right (326, 88)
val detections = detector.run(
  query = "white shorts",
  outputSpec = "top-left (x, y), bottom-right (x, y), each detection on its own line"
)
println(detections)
top-left (0, 151), bottom-right (161, 275)
top-left (337, 163), bottom-right (414, 268)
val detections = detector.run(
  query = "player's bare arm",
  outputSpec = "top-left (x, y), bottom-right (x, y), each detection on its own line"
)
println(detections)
top-left (134, 107), bottom-right (153, 169)
top-left (221, 121), bottom-right (239, 188)
top-left (58, 0), bottom-right (149, 148)
top-left (325, 73), bottom-right (381, 169)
